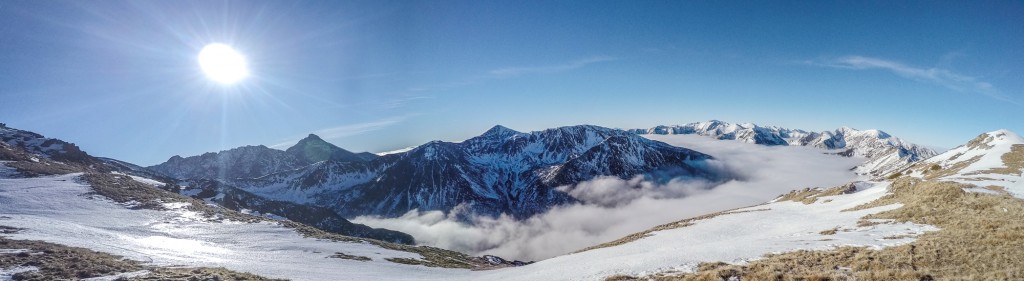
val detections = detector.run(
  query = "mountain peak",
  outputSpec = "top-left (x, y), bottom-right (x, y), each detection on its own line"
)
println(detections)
top-left (300, 133), bottom-right (325, 142)
top-left (285, 133), bottom-right (371, 164)
top-left (967, 129), bottom-right (1024, 150)
top-left (481, 125), bottom-right (522, 139)
top-left (485, 124), bottom-right (518, 133)
top-left (986, 129), bottom-right (1024, 142)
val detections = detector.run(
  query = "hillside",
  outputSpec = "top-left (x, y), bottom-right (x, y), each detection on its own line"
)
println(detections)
top-left (480, 130), bottom-right (1023, 280)
top-left (171, 125), bottom-right (717, 219)
top-left (631, 120), bottom-right (938, 177)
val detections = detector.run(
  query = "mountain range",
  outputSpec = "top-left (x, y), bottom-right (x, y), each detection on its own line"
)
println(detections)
top-left (152, 125), bottom-right (716, 219)
top-left (0, 123), bottom-right (411, 243)
top-left (3, 121), bottom-right (1021, 280)
top-left (629, 120), bottom-right (938, 177)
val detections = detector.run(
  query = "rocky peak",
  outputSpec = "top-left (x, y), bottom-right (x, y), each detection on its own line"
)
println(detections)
top-left (481, 125), bottom-right (522, 139)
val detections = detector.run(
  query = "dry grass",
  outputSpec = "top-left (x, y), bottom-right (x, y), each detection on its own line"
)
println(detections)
top-left (280, 221), bottom-right (492, 269)
top-left (777, 183), bottom-right (858, 205)
top-left (0, 237), bottom-right (141, 280)
top-left (0, 142), bottom-right (98, 177)
top-left (82, 173), bottom-right (265, 223)
top-left (577, 208), bottom-right (770, 254)
top-left (0, 236), bottom-right (280, 281)
top-left (977, 144), bottom-right (1024, 176)
top-left (329, 252), bottom-right (372, 262)
top-left (135, 267), bottom-right (286, 281)
top-left (617, 178), bottom-right (1024, 280)
top-left (818, 228), bottom-right (838, 235)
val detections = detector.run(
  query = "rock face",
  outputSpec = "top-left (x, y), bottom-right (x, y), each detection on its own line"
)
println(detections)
top-left (220, 125), bottom-right (715, 219)
top-left (630, 120), bottom-right (937, 177)
top-left (0, 124), bottom-right (97, 166)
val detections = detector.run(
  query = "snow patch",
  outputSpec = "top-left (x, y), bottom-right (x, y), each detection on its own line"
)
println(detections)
top-left (0, 266), bottom-right (39, 281)
top-left (81, 270), bottom-right (151, 281)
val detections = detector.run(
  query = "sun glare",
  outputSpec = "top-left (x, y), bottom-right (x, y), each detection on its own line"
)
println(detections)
top-left (198, 43), bottom-right (249, 84)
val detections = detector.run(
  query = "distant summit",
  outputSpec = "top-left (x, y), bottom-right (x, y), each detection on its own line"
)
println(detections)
top-left (150, 133), bottom-right (376, 180)
top-left (286, 133), bottom-right (375, 164)
top-left (230, 124), bottom-right (717, 219)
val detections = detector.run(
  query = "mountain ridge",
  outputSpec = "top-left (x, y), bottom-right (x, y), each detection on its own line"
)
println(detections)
top-left (223, 125), bottom-right (717, 219)
top-left (629, 120), bottom-right (937, 177)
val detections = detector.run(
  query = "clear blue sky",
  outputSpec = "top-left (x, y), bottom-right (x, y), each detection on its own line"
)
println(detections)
top-left (1, 1), bottom-right (1022, 165)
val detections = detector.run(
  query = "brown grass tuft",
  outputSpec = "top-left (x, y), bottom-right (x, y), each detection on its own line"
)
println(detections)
top-left (778, 183), bottom-right (859, 205)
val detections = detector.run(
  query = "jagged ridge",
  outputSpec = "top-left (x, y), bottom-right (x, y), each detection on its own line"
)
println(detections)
top-left (629, 120), bottom-right (937, 177)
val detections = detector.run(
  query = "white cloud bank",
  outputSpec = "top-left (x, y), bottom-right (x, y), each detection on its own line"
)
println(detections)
top-left (353, 134), bottom-right (863, 261)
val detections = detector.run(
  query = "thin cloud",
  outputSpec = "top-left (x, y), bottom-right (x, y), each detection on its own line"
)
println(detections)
top-left (489, 56), bottom-right (617, 77)
top-left (409, 56), bottom-right (617, 92)
top-left (811, 55), bottom-right (1015, 104)
top-left (269, 116), bottom-right (407, 149)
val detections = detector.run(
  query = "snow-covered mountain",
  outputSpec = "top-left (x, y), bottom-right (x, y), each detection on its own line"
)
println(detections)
top-left (899, 129), bottom-right (1024, 197)
top-left (465, 129), bottom-right (1024, 280)
top-left (1, 123), bottom-right (97, 166)
top-left (148, 133), bottom-right (377, 181)
top-left (231, 125), bottom-right (716, 218)
top-left (630, 120), bottom-right (937, 177)
top-left (4, 121), bottom-right (1021, 280)
top-left (0, 124), bottom-right (414, 243)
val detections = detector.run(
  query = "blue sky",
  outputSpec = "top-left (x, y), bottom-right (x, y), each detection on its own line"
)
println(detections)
top-left (1, 1), bottom-right (1022, 165)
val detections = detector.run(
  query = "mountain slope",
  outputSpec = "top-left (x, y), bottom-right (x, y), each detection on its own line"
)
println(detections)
top-left (231, 125), bottom-right (716, 219)
top-left (900, 129), bottom-right (1024, 197)
top-left (286, 133), bottom-right (377, 164)
top-left (0, 124), bottom-right (415, 244)
top-left (470, 129), bottom-right (1024, 280)
top-left (630, 120), bottom-right (937, 177)
top-left (148, 133), bottom-right (376, 181)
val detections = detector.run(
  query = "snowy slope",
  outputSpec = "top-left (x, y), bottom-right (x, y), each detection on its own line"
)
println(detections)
top-left (903, 129), bottom-right (1024, 198)
top-left (0, 173), bottom-right (467, 281)
top-left (0, 124), bottom-right (96, 166)
top-left (631, 120), bottom-right (937, 177)
top-left (469, 181), bottom-right (935, 280)
top-left (0, 169), bottom-right (933, 281)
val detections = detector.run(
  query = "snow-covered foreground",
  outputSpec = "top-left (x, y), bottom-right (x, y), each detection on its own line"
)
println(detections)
top-left (465, 180), bottom-right (936, 280)
top-left (2, 173), bottom-right (930, 281)
top-left (910, 130), bottom-right (1024, 198)
top-left (0, 173), bottom-right (464, 281)
top-left (0, 134), bottom-right (942, 281)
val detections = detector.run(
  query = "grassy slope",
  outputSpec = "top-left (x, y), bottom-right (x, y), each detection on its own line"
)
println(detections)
top-left (606, 178), bottom-right (1024, 281)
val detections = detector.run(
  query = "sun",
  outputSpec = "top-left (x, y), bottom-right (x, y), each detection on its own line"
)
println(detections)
top-left (198, 43), bottom-right (249, 84)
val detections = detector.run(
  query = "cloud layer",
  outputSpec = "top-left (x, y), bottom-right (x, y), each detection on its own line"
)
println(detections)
top-left (353, 135), bottom-right (862, 261)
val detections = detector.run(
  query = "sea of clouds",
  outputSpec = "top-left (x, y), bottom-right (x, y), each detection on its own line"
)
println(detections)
top-left (353, 134), bottom-right (864, 261)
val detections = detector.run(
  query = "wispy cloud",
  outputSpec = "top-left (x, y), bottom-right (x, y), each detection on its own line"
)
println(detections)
top-left (409, 56), bottom-right (617, 92)
top-left (810, 55), bottom-right (1014, 104)
top-left (269, 116), bottom-right (407, 149)
top-left (489, 56), bottom-right (617, 77)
